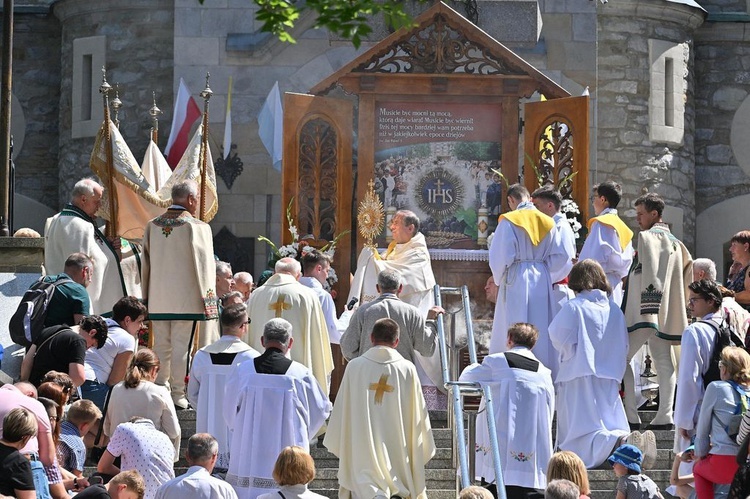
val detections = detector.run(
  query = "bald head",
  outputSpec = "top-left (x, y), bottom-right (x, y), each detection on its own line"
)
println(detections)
top-left (71, 178), bottom-right (104, 218)
top-left (234, 272), bottom-right (254, 301)
top-left (275, 258), bottom-right (302, 278)
top-left (14, 382), bottom-right (37, 398)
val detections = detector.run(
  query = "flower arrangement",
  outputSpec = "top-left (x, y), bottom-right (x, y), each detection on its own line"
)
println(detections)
top-left (561, 198), bottom-right (582, 239)
top-left (258, 198), bottom-right (350, 290)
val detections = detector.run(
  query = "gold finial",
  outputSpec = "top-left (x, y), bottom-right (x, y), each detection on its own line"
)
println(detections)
top-left (357, 178), bottom-right (385, 249)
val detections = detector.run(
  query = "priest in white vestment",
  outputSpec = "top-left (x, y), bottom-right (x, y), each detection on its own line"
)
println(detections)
top-left (325, 318), bottom-right (435, 499)
top-left (142, 180), bottom-right (219, 409)
top-left (188, 303), bottom-right (259, 471)
top-left (459, 323), bottom-right (554, 498)
top-left (244, 258), bottom-right (333, 394)
top-left (347, 210), bottom-right (443, 403)
top-left (548, 259), bottom-right (630, 468)
top-left (224, 318), bottom-right (331, 499)
top-left (45, 178), bottom-right (135, 316)
top-left (531, 186), bottom-right (576, 309)
top-left (622, 193), bottom-right (692, 429)
top-left (578, 181), bottom-right (634, 306)
top-left (488, 184), bottom-right (568, 378)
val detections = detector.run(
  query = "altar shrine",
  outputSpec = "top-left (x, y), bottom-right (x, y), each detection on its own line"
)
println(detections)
top-left (281, 1), bottom-right (589, 320)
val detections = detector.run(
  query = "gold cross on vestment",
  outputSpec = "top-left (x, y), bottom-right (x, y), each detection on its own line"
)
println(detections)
top-left (269, 295), bottom-right (291, 317)
top-left (369, 374), bottom-right (394, 405)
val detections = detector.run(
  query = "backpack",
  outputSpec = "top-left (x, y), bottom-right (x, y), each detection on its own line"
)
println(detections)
top-left (9, 276), bottom-right (72, 348)
top-left (703, 318), bottom-right (745, 388)
top-left (716, 381), bottom-right (750, 441)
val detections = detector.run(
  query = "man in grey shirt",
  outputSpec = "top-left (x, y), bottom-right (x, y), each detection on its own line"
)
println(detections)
top-left (340, 269), bottom-right (441, 364)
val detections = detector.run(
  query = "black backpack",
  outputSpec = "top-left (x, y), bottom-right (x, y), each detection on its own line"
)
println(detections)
top-left (703, 318), bottom-right (745, 388)
top-left (9, 276), bottom-right (72, 348)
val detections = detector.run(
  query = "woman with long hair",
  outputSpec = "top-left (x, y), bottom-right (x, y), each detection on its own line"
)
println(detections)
top-left (37, 383), bottom-right (65, 447)
top-left (102, 348), bottom-right (180, 458)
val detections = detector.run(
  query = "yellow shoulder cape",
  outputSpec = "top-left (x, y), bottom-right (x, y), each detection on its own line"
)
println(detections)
top-left (587, 213), bottom-right (633, 251)
top-left (498, 210), bottom-right (555, 246)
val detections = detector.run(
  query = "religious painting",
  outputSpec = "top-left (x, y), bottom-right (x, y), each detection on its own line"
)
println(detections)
top-left (374, 100), bottom-right (502, 249)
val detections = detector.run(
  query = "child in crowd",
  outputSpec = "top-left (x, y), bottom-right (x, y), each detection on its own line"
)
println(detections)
top-left (608, 444), bottom-right (664, 499)
top-left (0, 407), bottom-right (38, 498)
top-left (58, 399), bottom-right (102, 477)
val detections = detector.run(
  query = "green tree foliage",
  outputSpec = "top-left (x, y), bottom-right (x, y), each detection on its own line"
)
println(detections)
top-left (199, 0), bottom-right (421, 48)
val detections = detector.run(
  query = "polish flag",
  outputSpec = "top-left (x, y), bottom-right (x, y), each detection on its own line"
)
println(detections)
top-left (164, 78), bottom-right (201, 169)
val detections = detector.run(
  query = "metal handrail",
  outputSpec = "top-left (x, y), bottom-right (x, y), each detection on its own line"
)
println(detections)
top-left (432, 284), bottom-right (505, 498)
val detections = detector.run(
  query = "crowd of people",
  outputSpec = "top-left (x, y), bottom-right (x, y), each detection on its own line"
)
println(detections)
top-left (3, 174), bottom-right (750, 499)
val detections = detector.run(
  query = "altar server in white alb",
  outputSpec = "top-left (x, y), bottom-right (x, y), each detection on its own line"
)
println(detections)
top-left (45, 178), bottom-right (132, 316)
top-left (578, 181), bottom-right (633, 306)
top-left (187, 303), bottom-right (259, 472)
top-left (224, 318), bottom-right (331, 499)
top-left (548, 259), bottom-right (631, 469)
top-left (459, 323), bottom-right (554, 499)
top-left (488, 184), bottom-right (569, 377)
top-left (325, 318), bottom-right (435, 499)
top-left (245, 257), bottom-right (333, 395)
top-left (531, 186), bottom-right (577, 306)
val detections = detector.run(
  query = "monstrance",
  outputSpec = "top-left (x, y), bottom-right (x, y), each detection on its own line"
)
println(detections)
top-left (358, 179), bottom-right (385, 249)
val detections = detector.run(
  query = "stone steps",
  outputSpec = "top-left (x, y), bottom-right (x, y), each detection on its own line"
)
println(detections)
top-left (94, 406), bottom-right (679, 499)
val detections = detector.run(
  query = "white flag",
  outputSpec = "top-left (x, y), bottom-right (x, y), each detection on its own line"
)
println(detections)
top-left (141, 140), bottom-right (172, 191)
top-left (223, 76), bottom-right (233, 160)
top-left (258, 81), bottom-right (283, 171)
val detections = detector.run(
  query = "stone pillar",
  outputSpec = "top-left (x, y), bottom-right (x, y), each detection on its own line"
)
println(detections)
top-left (597, 0), bottom-right (704, 250)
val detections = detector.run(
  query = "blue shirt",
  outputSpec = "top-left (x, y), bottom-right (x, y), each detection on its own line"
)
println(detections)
top-left (57, 420), bottom-right (86, 472)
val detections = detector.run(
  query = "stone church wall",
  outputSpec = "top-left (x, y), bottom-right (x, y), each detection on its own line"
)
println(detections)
top-left (53, 0), bottom-right (174, 209)
top-left (3, 11), bottom-right (61, 211)
top-left (596, 1), bottom-right (702, 250)
top-left (694, 22), bottom-right (750, 214)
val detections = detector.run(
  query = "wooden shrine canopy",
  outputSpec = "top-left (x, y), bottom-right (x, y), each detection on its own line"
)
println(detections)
top-left (282, 1), bottom-right (589, 310)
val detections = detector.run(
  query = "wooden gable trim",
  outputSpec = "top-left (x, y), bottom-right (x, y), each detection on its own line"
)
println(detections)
top-left (310, 2), bottom-right (569, 98)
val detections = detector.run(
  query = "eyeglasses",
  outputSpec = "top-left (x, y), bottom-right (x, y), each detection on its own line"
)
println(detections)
top-left (688, 297), bottom-right (705, 304)
top-left (49, 415), bottom-right (59, 422)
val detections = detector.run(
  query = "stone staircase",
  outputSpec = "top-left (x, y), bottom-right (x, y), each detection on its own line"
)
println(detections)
top-left (87, 407), bottom-right (678, 499)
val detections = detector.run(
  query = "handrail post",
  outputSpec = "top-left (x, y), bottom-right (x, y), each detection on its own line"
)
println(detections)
top-left (483, 386), bottom-right (507, 499)
top-left (435, 284), bottom-right (506, 498)
top-left (452, 385), bottom-right (471, 489)
top-left (461, 285), bottom-right (478, 365)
